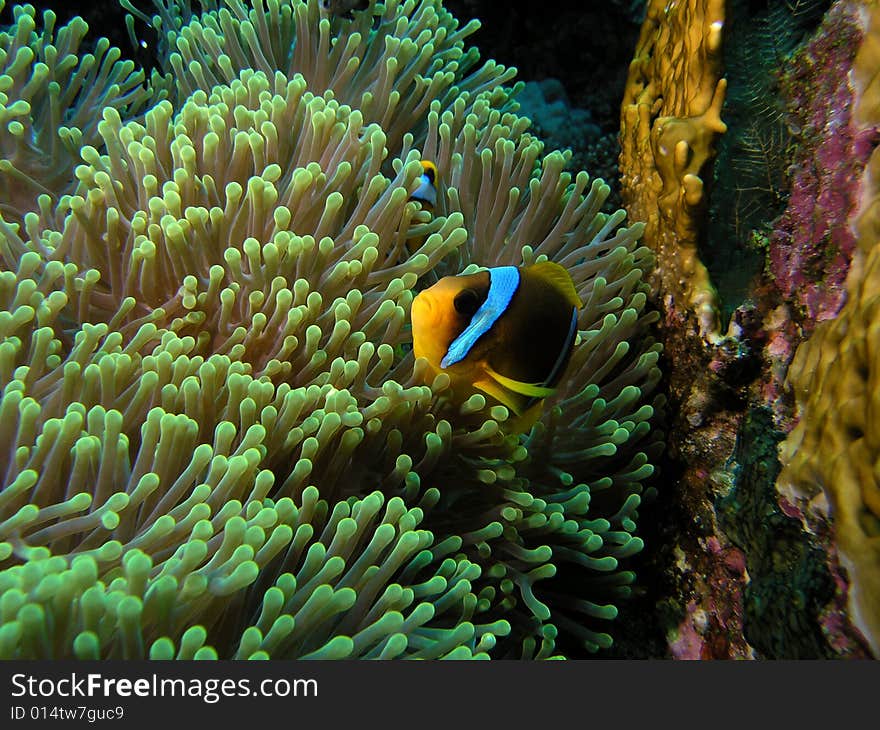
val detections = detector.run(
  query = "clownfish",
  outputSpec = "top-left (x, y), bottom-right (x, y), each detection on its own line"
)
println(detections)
top-left (404, 160), bottom-right (439, 259)
top-left (410, 160), bottom-right (438, 209)
top-left (319, 0), bottom-right (369, 19)
top-left (411, 261), bottom-right (583, 432)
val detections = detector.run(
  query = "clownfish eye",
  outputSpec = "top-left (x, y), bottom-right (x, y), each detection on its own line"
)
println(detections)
top-left (320, 0), bottom-right (330, 9)
top-left (453, 288), bottom-right (482, 318)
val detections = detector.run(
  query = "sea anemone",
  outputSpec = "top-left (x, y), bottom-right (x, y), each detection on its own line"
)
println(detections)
top-left (0, 0), bottom-right (661, 659)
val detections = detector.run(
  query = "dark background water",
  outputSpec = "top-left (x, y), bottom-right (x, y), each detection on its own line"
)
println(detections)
top-left (0, 0), bottom-right (645, 208)
top-left (0, 1), bottom-right (644, 128)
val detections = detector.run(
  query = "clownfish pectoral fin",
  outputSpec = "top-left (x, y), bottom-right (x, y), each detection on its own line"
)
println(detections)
top-left (504, 400), bottom-right (545, 435)
top-left (472, 375), bottom-right (528, 416)
top-left (528, 261), bottom-right (583, 309)
top-left (473, 371), bottom-right (548, 430)
top-left (484, 364), bottom-right (557, 400)
top-left (479, 365), bottom-right (556, 415)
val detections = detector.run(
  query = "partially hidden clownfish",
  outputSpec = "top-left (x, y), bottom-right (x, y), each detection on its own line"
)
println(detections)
top-left (405, 160), bottom-right (438, 256)
top-left (411, 261), bottom-right (583, 433)
top-left (410, 160), bottom-right (438, 209)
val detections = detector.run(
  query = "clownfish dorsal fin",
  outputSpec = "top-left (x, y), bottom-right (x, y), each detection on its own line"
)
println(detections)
top-left (527, 261), bottom-right (583, 309)
top-left (484, 364), bottom-right (557, 399)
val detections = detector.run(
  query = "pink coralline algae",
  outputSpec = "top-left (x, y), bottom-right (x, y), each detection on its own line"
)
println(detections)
top-left (670, 600), bottom-right (708, 660)
top-left (669, 537), bottom-right (752, 660)
top-left (759, 304), bottom-right (799, 412)
top-left (769, 1), bottom-right (878, 327)
top-left (818, 555), bottom-right (874, 658)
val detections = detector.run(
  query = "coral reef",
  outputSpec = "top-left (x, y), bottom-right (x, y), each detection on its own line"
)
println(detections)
top-left (614, 0), bottom-right (878, 659)
top-left (717, 408), bottom-right (836, 658)
top-left (515, 79), bottom-right (600, 161)
top-left (515, 79), bottom-right (621, 212)
top-left (667, 536), bottom-right (752, 660)
top-left (706, 0), bottom-right (830, 320)
top-left (854, 0), bottom-right (880, 251)
top-left (777, 0), bottom-right (880, 659)
top-left (778, 241), bottom-right (880, 657)
top-left (443, 1), bottom-right (646, 213)
top-left (768, 0), bottom-right (873, 327)
top-left (619, 0), bottom-right (727, 340)
top-left (0, 0), bottom-right (661, 659)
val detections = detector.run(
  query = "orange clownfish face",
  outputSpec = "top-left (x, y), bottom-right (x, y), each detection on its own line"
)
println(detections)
top-left (411, 261), bottom-right (583, 432)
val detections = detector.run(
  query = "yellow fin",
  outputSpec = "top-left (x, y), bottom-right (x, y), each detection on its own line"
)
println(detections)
top-left (485, 364), bottom-right (556, 399)
top-left (472, 376), bottom-right (525, 414)
top-left (504, 401), bottom-right (544, 435)
top-left (527, 261), bottom-right (583, 309)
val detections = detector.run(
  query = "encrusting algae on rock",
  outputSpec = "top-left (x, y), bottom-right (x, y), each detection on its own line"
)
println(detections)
top-left (0, 0), bottom-right (662, 659)
top-left (778, 0), bottom-right (880, 659)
